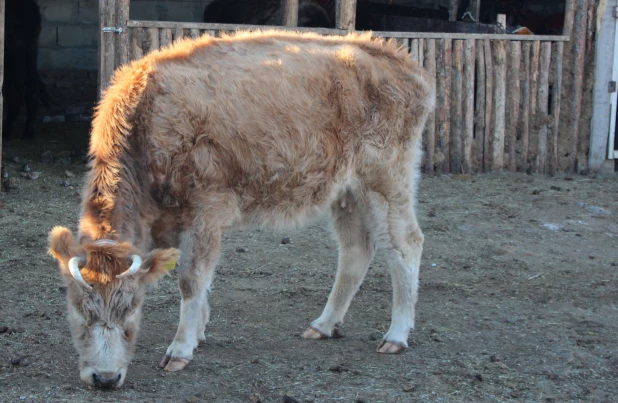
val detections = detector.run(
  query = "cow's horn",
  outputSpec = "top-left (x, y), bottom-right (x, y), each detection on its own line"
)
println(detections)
top-left (116, 255), bottom-right (142, 279)
top-left (68, 257), bottom-right (92, 290)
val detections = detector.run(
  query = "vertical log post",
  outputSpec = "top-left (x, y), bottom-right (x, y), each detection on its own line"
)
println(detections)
top-left (469, 0), bottom-right (481, 21)
top-left (116, 0), bottom-right (130, 66)
top-left (336, 0), bottom-right (357, 30)
top-left (451, 40), bottom-right (464, 173)
top-left (462, 39), bottom-right (475, 174)
top-left (506, 41), bottom-right (521, 172)
top-left (436, 39), bottom-right (453, 173)
top-left (449, 0), bottom-right (459, 21)
top-left (424, 40), bottom-right (437, 173)
top-left (282, 0), bottom-right (299, 27)
top-left (99, 0), bottom-right (117, 96)
top-left (483, 40), bottom-right (493, 172)
top-left (0, 0), bottom-right (4, 169)
top-left (492, 40), bottom-right (507, 171)
top-left (549, 42), bottom-right (564, 175)
top-left (537, 42), bottom-right (552, 174)
top-left (473, 39), bottom-right (486, 172)
top-left (529, 41), bottom-right (540, 171)
top-left (519, 42), bottom-right (531, 172)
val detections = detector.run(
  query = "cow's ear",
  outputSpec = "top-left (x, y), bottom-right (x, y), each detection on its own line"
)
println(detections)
top-left (141, 248), bottom-right (181, 284)
top-left (48, 226), bottom-right (80, 274)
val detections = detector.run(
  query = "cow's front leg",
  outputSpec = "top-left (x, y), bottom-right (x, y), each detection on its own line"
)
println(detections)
top-left (159, 228), bottom-right (221, 372)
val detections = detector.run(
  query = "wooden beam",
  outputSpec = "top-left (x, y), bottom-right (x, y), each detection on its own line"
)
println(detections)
top-left (462, 39), bottom-right (475, 174)
top-left (0, 0), bottom-right (4, 170)
top-left (126, 21), bottom-right (571, 41)
top-left (449, 0), bottom-right (459, 21)
top-left (99, 0), bottom-right (117, 96)
top-left (492, 40), bottom-right (507, 171)
top-left (474, 39), bottom-right (486, 172)
top-left (282, 0), bottom-right (299, 27)
top-left (116, 0), bottom-right (130, 66)
top-left (469, 0), bottom-right (481, 21)
top-left (336, 0), bottom-right (357, 30)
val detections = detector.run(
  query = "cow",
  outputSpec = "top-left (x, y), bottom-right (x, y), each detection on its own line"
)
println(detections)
top-left (203, 0), bottom-right (335, 28)
top-left (3, 0), bottom-right (50, 140)
top-left (48, 30), bottom-right (434, 389)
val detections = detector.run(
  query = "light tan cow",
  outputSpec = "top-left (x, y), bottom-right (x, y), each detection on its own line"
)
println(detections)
top-left (48, 30), bottom-right (434, 389)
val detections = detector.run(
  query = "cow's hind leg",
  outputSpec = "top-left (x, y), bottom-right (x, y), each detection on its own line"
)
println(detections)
top-left (367, 189), bottom-right (423, 354)
top-left (159, 226), bottom-right (221, 372)
top-left (303, 189), bottom-right (376, 340)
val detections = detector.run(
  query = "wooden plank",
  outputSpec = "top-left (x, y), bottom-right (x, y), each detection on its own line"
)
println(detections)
top-left (528, 41), bottom-right (540, 172)
top-left (130, 28), bottom-right (144, 62)
top-left (483, 39), bottom-right (493, 172)
top-left (173, 27), bottom-right (184, 42)
top-left (506, 41), bottom-right (521, 172)
top-left (462, 39), bottom-right (475, 174)
top-left (497, 14), bottom-right (506, 29)
top-left (418, 39), bottom-right (424, 68)
top-left (536, 42), bottom-right (552, 174)
top-left (189, 28), bottom-right (200, 39)
top-left (148, 27), bottom-right (159, 54)
top-left (470, 0), bottom-right (481, 21)
top-left (126, 21), bottom-right (570, 41)
top-left (424, 40), bottom-right (437, 173)
top-left (473, 39), bottom-right (486, 173)
top-left (99, 0), bottom-right (117, 96)
top-left (451, 40), bottom-right (464, 173)
top-left (160, 29), bottom-right (172, 48)
top-left (567, 0), bottom-right (589, 172)
top-left (449, 0), bottom-right (459, 21)
top-left (0, 0), bottom-right (4, 168)
top-left (492, 40), bottom-right (507, 171)
top-left (283, 0), bottom-right (299, 27)
top-left (410, 39), bottom-right (419, 63)
top-left (436, 39), bottom-right (452, 173)
top-left (116, 0), bottom-right (130, 67)
top-left (519, 42), bottom-right (531, 173)
top-left (549, 42), bottom-right (564, 175)
top-left (336, 0), bottom-right (357, 30)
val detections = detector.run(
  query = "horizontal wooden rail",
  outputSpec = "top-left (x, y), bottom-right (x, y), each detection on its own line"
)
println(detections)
top-left (127, 20), bottom-right (570, 42)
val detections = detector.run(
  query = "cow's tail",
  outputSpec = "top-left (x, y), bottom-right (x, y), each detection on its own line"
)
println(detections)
top-left (88, 59), bottom-right (153, 162)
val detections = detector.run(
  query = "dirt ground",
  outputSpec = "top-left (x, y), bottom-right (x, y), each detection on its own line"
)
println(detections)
top-left (1, 122), bottom-right (617, 403)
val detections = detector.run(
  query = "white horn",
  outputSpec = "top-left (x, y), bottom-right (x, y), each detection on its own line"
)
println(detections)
top-left (116, 255), bottom-right (142, 279)
top-left (68, 257), bottom-right (92, 290)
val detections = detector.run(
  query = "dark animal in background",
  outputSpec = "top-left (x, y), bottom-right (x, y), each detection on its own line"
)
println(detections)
top-left (3, 0), bottom-right (50, 140)
top-left (203, 0), bottom-right (336, 28)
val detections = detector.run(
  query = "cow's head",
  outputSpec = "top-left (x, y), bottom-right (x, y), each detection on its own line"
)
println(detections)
top-left (48, 226), bottom-right (180, 389)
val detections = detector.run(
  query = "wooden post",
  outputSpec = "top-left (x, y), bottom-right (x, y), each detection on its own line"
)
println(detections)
top-left (549, 42), bottom-right (564, 176)
top-left (148, 27), bottom-right (159, 54)
top-left (469, 0), bottom-right (481, 21)
top-left (565, 0), bottom-right (588, 172)
top-left (474, 39), bottom-right (486, 172)
top-left (130, 28), bottom-right (144, 62)
top-left (0, 0), bottom-right (4, 169)
top-left (410, 39), bottom-right (419, 63)
top-left (529, 41), bottom-right (540, 171)
top-left (537, 42), bottom-right (552, 174)
top-left (483, 39), bottom-right (493, 172)
top-left (424, 40), bottom-right (437, 173)
top-left (462, 39), bottom-right (475, 174)
top-left (519, 42), bottom-right (531, 172)
top-left (449, 0), bottom-right (459, 21)
top-left (282, 0), bottom-right (299, 27)
top-left (160, 29), bottom-right (172, 47)
top-left (99, 0), bottom-right (130, 96)
top-left (451, 40), bottom-right (463, 173)
top-left (497, 14), bottom-right (506, 28)
top-left (436, 39), bottom-right (452, 173)
top-left (336, 0), bottom-right (357, 30)
top-left (506, 41), bottom-right (521, 172)
top-left (492, 40), bottom-right (507, 171)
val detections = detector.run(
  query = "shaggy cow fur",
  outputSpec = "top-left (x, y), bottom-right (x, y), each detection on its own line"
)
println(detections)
top-left (48, 30), bottom-right (435, 388)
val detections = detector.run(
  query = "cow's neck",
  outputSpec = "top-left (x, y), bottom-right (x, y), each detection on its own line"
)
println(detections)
top-left (78, 155), bottom-right (152, 250)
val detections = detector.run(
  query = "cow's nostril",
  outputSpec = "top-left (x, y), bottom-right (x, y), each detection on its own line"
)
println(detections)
top-left (92, 372), bottom-right (121, 388)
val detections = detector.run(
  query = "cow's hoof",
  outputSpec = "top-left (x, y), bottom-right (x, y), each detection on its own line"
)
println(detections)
top-left (302, 326), bottom-right (329, 340)
top-left (163, 357), bottom-right (191, 372)
top-left (376, 340), bottom-right (406, 354)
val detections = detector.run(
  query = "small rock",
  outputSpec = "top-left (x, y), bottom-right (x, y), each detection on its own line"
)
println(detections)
top-left (235, 247), bottom-right (246, 253)
top-left (61, 180), bottom-right (70, 188)
top-left (475, 374), bottom-right (484, 382)
top-left (550, 186), bottom-right (562, 191)
top-left (12, 155), bottom-right (20, 163)
top-left (490, 354), bottom-right (500, 362)
top-left (22, 164), bottom-right (31, 173)
top-left (11, 357), bottom-right (21, 366)
top-left (403, 385), bottom-right (416, 392)
top-left (428, 209), bottom-right (437, 217)
top-left (281, 237), bottom-right (291, 245)
top-left (64, 170), bottom-right (75, 178)
top-left (532, 189), bottom-right (541, 195)
top-left (283, 396), bottom-right (298, 403)
top-left (27, 172), bottom-right (41, 180)
top-left (328, 364), bottom-right (347, 373)
top-left (249, 394), bottom-right (262, 403)
top-left (430, 333), bottom-right (443, 342)
top-left (0, 326), bottom-right (9, 334)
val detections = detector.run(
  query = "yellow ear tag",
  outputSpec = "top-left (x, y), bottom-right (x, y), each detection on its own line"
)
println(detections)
top-left (163, 259), bottom-right (177, 271)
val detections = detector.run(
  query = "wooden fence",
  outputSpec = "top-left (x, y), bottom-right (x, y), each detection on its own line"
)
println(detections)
top-left (98, 0), bottom-right (571, 174)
